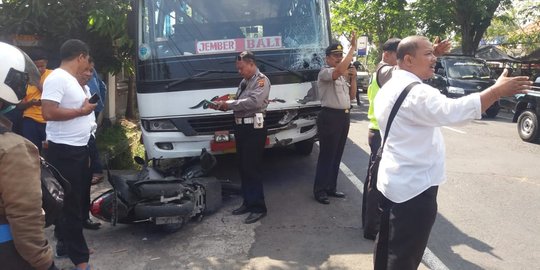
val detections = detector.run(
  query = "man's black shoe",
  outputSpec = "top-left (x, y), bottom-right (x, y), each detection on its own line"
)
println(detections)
top-left (315, 194), bottom-right (330, 205)
top-left (327, 191), bottom-right (346, 198)
top-left (244, 212), bottom-right (266, 224)
top-left (232, 205), bottom-right (249, 215)
top-left (83, 219), bottom-right (101, 230)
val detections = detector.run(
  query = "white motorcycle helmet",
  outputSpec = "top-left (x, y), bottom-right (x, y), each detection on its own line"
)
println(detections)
top-left (0, 42), bottom-right (41, 105)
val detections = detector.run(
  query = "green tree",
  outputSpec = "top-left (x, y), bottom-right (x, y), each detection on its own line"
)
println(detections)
top-left (0, 0), bottom-right (132, 74)
top-left (0, 0), bottom-right (137, 118)
top-left (330, 0), bottom-right (415, 65)
top-left (411, 0), bottom-right (511, 55)
top-left (501, 1), bottom-right (540, 54)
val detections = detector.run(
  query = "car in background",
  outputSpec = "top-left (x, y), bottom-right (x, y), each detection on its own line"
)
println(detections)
top-left (353, 61), bottom-right (370, 92)
top-left (513, 77), bottom-right (540, 142)
top-left (426, 55), bottom-right (501, 118)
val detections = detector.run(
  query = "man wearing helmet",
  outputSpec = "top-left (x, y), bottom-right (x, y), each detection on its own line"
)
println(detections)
top-left (0, 42), bottom-right (57, 269)
top-left (41, 39), bottom-right (96, 270)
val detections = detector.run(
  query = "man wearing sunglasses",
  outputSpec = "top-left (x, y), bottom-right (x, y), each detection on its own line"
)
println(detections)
top-left (210, 51), bottom-right (270, 224)
top-left (313, 32), bottom-right (357, 205)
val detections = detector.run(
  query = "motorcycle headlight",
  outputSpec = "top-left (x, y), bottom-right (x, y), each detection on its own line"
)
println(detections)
top-left (142, 119), bottom-right (178, 131)
top-left (447, 86), bottom-right (465, 95)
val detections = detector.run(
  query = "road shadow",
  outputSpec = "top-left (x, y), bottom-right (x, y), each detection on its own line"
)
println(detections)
top-left (429, 213), bottom-right (499, 270)
top-left (209, 139), bottom-right (375, 268)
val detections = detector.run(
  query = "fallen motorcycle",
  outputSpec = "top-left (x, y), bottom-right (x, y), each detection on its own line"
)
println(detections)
top-left (90, 149), bottom-right (224, 232)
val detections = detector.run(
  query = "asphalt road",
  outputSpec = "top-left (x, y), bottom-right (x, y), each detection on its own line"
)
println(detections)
top-left (49, 94), bottom-right (540, 270)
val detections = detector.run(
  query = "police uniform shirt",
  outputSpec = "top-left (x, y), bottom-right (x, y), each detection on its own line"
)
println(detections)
top-left (317, 65), bottom-right (350, 109)
top-left (227, 69), bottom-right (270, 118)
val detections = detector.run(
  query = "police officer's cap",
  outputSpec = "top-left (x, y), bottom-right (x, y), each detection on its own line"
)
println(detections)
top-left (382, 38), bottom-right (401, 52)
top-left (237, 50), bottom-right (256, 62)
top-left (325, 43), bottom-right (343, 56)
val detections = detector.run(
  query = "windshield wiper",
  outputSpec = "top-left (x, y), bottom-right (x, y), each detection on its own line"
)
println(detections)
top-left (255, 58), bottom-right (306, 82)
top-left (165, 69), bottom-right (237, 89)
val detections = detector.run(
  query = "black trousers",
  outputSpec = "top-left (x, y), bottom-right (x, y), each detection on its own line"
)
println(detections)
top-left (362, 129), bottom-right (382, 238)
top-left (234, 124), bottom-right (267, 213)
top-left (82, 135), bottom-right (99, 220)
top-left (89, 132), bottom-right (104, 174)
top-left (313, 108), bottom-right (350, 197)
top-left (22, 117), bottom-right (46, 153)
top-left (374, 186), bottom-right (439, 270)
top-left (0, 241), bottom-right (34, 270)
top-left (47, 141), bottom-right (90, 265)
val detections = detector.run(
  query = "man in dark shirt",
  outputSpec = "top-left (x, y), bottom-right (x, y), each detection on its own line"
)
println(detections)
top-left (211, 51), bottom-right (271, 224)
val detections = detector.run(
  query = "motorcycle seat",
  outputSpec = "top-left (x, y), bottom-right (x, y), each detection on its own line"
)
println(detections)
top-left (131, 180), bottom-right (188, 200)
top-left (109, 174), bottom-right (139, 205)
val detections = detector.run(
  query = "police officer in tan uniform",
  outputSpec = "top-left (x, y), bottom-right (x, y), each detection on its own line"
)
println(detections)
top-left (0, 42), bottom-right (57, 270)
top-left (211, 51), bottom-right (270, 224)
top-left (313, 33), bottom-right (357, 205)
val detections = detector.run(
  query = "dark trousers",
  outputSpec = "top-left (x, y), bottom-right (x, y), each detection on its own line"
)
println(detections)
top-left (0, 241), bottom-right (34, 270)
top-left (234, 124), bottom-right (267, 213)
top-left (374, 186), bottom-right (439, 270)
top-left (4, 108), bottom-right (23, 135)
top-left (47, 141), bottom-right (90, 265)
top-left (313, 108), bottom-right (350, 196)
top-left (22, 117), bottom-right (46, 153)
top-left (83, 135), bottom-right (101, 220)
top-left (362, 129), bottom-right (382, 239)
top-left (89, 132), bottom-right (103, 175)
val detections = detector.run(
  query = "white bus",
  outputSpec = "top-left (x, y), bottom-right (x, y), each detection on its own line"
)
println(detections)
top-left (133, 0), bottom-right (332, 159)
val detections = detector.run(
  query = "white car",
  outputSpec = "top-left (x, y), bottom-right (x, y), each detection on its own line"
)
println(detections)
top-left (354, 61), bottom-right (370, 92)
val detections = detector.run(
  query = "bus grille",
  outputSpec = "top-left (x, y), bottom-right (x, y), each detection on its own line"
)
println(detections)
top-left (185, 106), bottom-right (320, 135)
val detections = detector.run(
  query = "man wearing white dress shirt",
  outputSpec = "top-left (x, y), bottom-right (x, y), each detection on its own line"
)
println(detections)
top-left (41, 39), bottom-right (96, 270)
top-left (372, 36), bottom-right (532, 270)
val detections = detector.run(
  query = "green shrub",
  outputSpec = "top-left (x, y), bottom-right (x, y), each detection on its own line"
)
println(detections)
top-left (95, 119), bottom-right (145, 170)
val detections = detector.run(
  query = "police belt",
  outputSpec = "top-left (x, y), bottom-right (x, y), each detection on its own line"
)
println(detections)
top-left (235, 117), bottom-right (254, 125)
top-left (0, 224), bottom-right (13, 243)
top-left (321, 107), bottom-right (350, 114)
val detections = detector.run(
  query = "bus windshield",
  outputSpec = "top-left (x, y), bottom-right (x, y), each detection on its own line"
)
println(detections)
top-left (446, 59), bottom-right (491, 80)
top-left (139, 0), bottom-right (330, 60)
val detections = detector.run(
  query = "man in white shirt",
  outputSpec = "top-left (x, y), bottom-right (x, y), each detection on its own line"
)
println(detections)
top-left (41, 39), bottom-right (96, 270)
top-left (373, 36), bottom-right (532, 270)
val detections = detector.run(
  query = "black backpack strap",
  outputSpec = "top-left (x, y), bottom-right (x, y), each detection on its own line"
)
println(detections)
top-left (380, 82), bottom-right (420, 148)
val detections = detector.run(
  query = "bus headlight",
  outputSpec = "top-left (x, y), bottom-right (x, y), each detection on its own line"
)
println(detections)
top-left (447, 86), bottom-right (465, 95)
top-left (142, 120), bottom-right (178, 131)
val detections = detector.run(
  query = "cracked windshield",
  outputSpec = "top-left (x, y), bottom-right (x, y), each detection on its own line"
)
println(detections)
top-left (140, 0), bottom-right (329, 62)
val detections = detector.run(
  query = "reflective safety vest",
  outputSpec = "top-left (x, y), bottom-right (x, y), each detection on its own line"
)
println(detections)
top-left (367, 64), bottom-right (390, 130)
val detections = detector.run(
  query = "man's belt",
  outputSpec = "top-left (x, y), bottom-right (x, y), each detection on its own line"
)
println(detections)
top-left (322, 107), bottom-right (350, 114)
top-left (235, 117), bottom-right (254, 124)
top-left (0, 224), bottom-right (13, 243)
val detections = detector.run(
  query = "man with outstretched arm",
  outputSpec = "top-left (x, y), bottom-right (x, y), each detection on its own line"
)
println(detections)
top-left (372, 35), bottom-right (531, 270)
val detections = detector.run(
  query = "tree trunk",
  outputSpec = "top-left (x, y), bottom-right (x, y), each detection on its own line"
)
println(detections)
top-left (458, 0), bottom-right (502, 56)
top-left (125, 74), bottom-right (137, 120)
top-left (124, 57), bottom-right (137, 120)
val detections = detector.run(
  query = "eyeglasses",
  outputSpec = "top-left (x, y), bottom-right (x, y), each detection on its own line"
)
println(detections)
top-left (330, 53), bottom-right (343, 58)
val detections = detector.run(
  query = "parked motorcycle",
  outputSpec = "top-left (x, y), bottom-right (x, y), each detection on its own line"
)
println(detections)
top-left (90, 149), bottom-right (223, 232)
